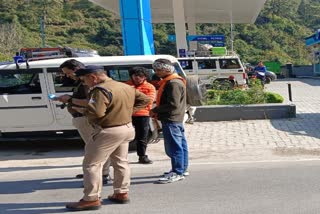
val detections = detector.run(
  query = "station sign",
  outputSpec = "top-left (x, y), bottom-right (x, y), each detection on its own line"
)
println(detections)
top-left (187, 35), bottom-right (225, 42)
top-left (168, 34), bottom-right (225, 42)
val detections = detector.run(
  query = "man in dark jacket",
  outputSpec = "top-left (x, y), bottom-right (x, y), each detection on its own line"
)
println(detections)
top-left (150, 59), bottom-right (189, 184)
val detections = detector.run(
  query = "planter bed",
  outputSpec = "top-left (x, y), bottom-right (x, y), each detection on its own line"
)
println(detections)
top-left (194, 103), bottom-right (296, 122)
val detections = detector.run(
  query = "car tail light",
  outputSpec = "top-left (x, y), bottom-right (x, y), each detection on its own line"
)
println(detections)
top-left (243, 73), bottom-right (247, 79)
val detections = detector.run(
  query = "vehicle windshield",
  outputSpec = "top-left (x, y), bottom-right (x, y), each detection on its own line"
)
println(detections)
top-left (219, 59), bottom-right (241, 69)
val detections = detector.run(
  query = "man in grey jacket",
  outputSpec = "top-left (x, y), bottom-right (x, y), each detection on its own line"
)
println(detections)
top-left (150, 58), bottom-right (189, 184)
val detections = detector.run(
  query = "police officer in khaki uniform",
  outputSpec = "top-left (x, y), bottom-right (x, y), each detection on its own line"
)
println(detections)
top-left (66, 65), bottom-right (150, 211)
top-left (57, 60), bottom-right (111, 184)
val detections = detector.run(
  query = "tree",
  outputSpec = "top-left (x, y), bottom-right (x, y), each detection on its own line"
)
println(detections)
top-left (0, 24), bottom-right (22, 59)
top-left (298, 0), bottom-right (307, 21)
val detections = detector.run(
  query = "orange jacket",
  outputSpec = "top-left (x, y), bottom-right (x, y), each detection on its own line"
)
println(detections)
top-left (127, 80), bottom-right (156, 116)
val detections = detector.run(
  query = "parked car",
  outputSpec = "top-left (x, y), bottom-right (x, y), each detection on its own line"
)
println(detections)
top-left (0, 55), bottom-right (206, 141)
top-left (178, 55), bottom-right (247, 88)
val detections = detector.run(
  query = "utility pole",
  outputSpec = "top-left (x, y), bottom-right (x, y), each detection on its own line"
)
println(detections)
top-left (40, 16), bottom-right (46, 47)
top-left (40, 0), bottom-right (47, 47)
top-left (229, 0), bottom-right (234, 53)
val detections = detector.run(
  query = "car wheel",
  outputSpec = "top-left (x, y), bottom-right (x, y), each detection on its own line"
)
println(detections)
top-left (186, 76), bottom-right (207, 106)
top-left (265, 77), bottom-right (271, 84)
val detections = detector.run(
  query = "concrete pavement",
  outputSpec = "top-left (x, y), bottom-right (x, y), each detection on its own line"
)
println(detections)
top-left (147, 78), bottom-right (320, 163)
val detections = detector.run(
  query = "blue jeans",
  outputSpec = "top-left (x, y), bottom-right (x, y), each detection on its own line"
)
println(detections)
top-left (161, 121), bottom-right (188, 175)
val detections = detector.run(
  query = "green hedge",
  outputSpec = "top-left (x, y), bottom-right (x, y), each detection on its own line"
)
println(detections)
top-left (206, 89), bottom-right (284, 105)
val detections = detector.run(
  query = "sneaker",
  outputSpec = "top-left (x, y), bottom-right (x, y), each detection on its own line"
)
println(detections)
top-left (157, 172), bottom-right (185, 184)
top-left (183, 170), bottom-right (190, 176)
top-left (138, 155), bottom-right (153, 164)
top-left (163, 170), bottom-right (189, 177)
top-left (162, 170), bottom-right (172, 177)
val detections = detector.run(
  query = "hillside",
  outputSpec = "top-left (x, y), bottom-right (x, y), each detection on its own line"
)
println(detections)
top-left (0, 0), bottom-right (319, 65)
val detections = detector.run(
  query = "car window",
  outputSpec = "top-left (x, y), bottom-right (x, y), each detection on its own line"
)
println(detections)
top-left (48, 68), bottom-right (78, 92)
top-left (219, 59), bottom-right (241, 69)
top-left (173, 62), bottom-right (186, 78)
top-left (105, 63), bottom-right (184, 90)
top-left (106, 66), bottom-right (153, 82)
top-left (108, 69), bottom-right (131, 82)
top-left (0, 69), bottom-right (42, 94)
top-left (197, 59), bottom-right (216, 69)
top-left (178, 60), bottom-right (193, 69)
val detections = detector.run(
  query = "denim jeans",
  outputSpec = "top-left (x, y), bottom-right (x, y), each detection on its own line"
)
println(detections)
top-left (161, 121), bottom-right (188, 175)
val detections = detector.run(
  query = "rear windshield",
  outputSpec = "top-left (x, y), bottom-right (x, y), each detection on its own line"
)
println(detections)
top-left (178, 60), bottom-right (193, 69)
top-left (197, 59), bottom-right (217, 69)
top-left (219, 59), bottom-right (241, 69)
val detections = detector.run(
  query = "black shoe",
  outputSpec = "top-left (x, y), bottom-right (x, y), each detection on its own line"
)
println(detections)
top-left (103, 174), bottom-right (112, 185)
top-left (75, 174), bottom-right (83, 179)
top-left (138, 156), bottom-right (153, 164)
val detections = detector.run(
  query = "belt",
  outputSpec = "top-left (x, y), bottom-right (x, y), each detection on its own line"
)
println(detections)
top-left (72, 112), bottom-right (84, 118)
top-left (101, 123), bottom-right (130, 129)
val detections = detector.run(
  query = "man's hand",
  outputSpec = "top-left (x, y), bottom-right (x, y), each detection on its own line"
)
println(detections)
top-left (57, 94), bottom-right (72, 103)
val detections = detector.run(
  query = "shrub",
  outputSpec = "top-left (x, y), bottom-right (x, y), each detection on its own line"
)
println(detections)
top-left (265, 92), bottom-right (284, 103)
top-left (206, 88), bottom-right (284, 105)
top-left (219, 89), bottom-right (252, 105)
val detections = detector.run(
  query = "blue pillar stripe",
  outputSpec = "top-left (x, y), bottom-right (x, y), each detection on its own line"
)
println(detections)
top-left (119, 0), bottom-right (155, 55)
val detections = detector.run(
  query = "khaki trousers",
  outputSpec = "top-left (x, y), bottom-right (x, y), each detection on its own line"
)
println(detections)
top-left (72, 116), bottom-right (111, 175)
top-left (82, 123), bottom-right (135, 201)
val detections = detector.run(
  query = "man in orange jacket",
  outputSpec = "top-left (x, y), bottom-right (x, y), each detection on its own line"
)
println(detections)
top-left (127, 67), bottom-right (156, 164)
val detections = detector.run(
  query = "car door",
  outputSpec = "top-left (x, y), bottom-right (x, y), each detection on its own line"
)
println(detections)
top-left (0, 68), bottom-right (54, 130)
top-left (46, 67), bottom-right (77, 127)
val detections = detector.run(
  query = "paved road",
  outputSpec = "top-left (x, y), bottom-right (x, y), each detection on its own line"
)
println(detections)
top-left (2, 160), bottom-right (320, 214)
top-left (1, 78), bottom-right (320, 214)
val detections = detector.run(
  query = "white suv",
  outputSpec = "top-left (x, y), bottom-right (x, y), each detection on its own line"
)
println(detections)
top-left (0, 55), bottom-right (205, 141)
top-left (178, 55), bottom-right (247, 87)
